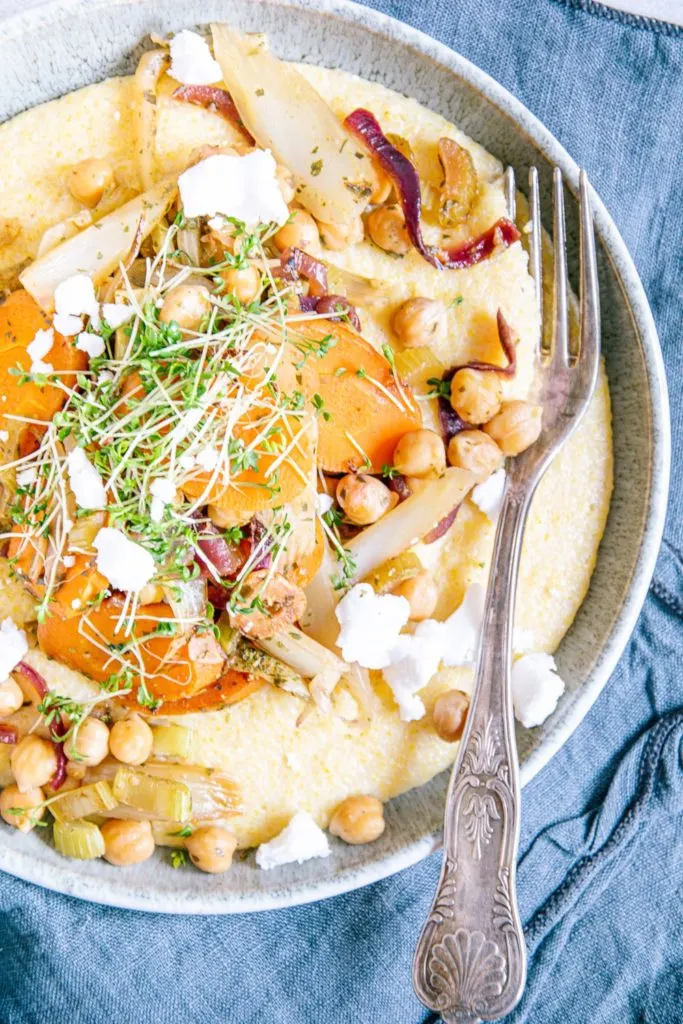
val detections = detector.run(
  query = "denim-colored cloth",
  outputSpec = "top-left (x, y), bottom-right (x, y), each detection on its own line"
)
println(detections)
top-left (1, 2), bottom-right (682, 1022)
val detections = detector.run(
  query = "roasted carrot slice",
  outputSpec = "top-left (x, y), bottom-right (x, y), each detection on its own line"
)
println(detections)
top-left (295, 320), bottom-right (422, 472)
top-left (37, 597), bottom-right (224, 702)
top-left (49, 555), bottom-right (110, 620)
top-left (123, 670), bottom-right (264, 715)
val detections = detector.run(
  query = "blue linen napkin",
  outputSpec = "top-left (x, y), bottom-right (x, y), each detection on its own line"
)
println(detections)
top-left (1, 2), bottom-right (682, 1021)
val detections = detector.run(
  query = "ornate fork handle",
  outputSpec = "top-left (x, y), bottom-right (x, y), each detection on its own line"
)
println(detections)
top-left (413, 484), bottom-right (530, 1023)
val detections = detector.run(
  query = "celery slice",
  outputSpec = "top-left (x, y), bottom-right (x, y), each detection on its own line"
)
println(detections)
top-left (113, 766), bottom-right (192, 822)
top-left (51, 781), bottom-right (117, 823)
top-left (364, 550), bottom-right (422, 594)
top-left (394, 347), bottom-right (445, 391)
top-left (53, 820), bottom-right (105, 860)
top-left (152, 725), bottom-right (195, 762)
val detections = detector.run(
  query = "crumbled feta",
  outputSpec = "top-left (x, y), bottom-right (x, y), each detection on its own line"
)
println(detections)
top-left (101, 303), bottom-right (134, 329)
top-left (93, 528), bottom-right (155, 593)
top-left (512, 627), bottom-right (535, 654)
top-left (16, 467), bottom-right (37, 487)
top-left (53, 313), bottom-right (83, 337)
top-left (441, 583), bottom-right (486, 667)
top-left (255, 811), bottom-right (330, 870)
top-left (195, 445), bottom-right (220, 472)
top-left (27, 327), bottom-right (54, 374)
top-left (62, 555), bottom-right (75, 569)
top-left (511, 653), bottom-right (565, 727)
top-left (149, 477), bottom-right (176, 524)
top-left (178, 453), bottom-right (196, 471)
top-left (178, 151), bottom-right (289, 226)
top-left (384, 619), bottom-right (445, 721)
top-left (0, 618), bottom-right (28, 679)
top-left (0, 431), bottom-right (8, 442)
top-left (75, 332), bottom-right (105, 359)
top-left (316, 493), bottom-right (334, 517)
top-left (54, 274), bottom-right (99, 321)
top-left (169, 29), bottom-right (222, 85)
top-left (66, 447), bottom-right (106, 510)
top-left (335, 583), bottom-right (410, 669)
top-left (471, 469), bottom-right (506, 522)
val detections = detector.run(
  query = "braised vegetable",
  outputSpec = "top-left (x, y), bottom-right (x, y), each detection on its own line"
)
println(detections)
top-left (53, 819), bottom-right (105, 860)
top-left (87, 760), bottom-right (240, 821)
top-left (51, 781), bottom-right (117, 823)
top-left (151, 725), bottom-right (195, 761)
top-left (364, 550), bottom-right (422, 594)
top-left (112, 766), bottom-right (192, 822)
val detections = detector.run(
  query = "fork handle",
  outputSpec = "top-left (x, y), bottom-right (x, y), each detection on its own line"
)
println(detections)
top-left (413, 486), bottom-right (529, 1022)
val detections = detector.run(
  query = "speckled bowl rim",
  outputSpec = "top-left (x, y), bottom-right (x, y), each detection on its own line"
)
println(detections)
top-left (0, 0), bottom-right (670, 914)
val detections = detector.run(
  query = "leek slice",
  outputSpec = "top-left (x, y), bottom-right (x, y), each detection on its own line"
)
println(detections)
top-left (113, 766), bottom-right (192, 822)
top-left (87, 760), bottom-right (240, 821)
top-left (152, 725), bottom-right (195, 762)
top-left (364, 551), bottom-right (422, 594)
top-left (53, 820), bottom-right (105, 860)
top-left (51, 781), bottom-right (117, 823)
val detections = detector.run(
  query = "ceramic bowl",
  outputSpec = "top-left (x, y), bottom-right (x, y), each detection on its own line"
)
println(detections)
top-left (0, 0), bottom-right (670, 913)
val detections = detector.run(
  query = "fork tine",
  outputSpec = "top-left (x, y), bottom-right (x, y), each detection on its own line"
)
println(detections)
top-left (552, 167), bottom-right (570, 368)
top-left (579, 169), bottom-right (600, 383)
top-left (528, 167), bottom-right (543, 343)
top-left (504, 166), bottom-right (516, 222)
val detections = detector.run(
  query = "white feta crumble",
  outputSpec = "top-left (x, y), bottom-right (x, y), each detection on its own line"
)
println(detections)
top-left (441, 583), bottom-right (486, 667)
top-left (27, 327), bottom-right (54, 374)
top-left (315, 492), bottom-right (334, 517)
top-left (93, 528), bottom-right (155, 593)
top-left (512, 627), bottom-right (535, 654)
top-left (54, 274), bottom-right (99, 321)
top-left (149, 477), bottom-right (176, 524)
top-left (511, 653), bottom-right (566, 728)
top-left (178, 151), bottom-right (289, 226)
top-left (66, 447), bottom-right (107, 510)
top-left (255, 811), bottom-right (330, 870)
top-left (0, 618), bottom-right (28, 679)
top-left (178, 453), bottom-right (196, 471)
top-left (169, 29), bottom-right (222, 85)
top-left (53, 313), bottom-right (83, 337)
top-left (101, 303), bottom-right (134, 329)
top-left (62, 555), bottom-right (76, 569)
top-left (16, 467), bottom-right (37, 487)
top-left (335, 583), bottom-right (410, 670)
top-left (195, 445), bottom-right (220, 472)
top-left (75, 332), bottom-right (105, 359)
top-left (471, 469), bottom-right (506, 522)
top-left (384, 619), bottom-right (445, 722)
top-left (0, 431), bottom-right (8, 442)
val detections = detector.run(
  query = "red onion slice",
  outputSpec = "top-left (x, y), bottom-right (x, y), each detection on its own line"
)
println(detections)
top-left (0, 724), bottom-right (18, 745)
top-left (279, 247), bottom-right (328, 297)
top-left (14, 661), bottom-right (48, 701)
top-left (197, 530), bottom-right (245, 578)
top-left (345, 109), bottom-right (521, 271)
top-left (246, 518), bottom-right (272, 572)
top-left (388, 474), bottom-right (411, 502)
top-left (314, 294), bottom-right (362, 333)
top-left (423, 503), bottom-right (461, 544)
top-left (173, 85), bottom-right (255, 143)
top-left (48, 718), bottom-right (68, 792)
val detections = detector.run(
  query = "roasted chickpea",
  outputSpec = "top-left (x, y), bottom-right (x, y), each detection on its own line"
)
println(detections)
top-left (329, 795), bottom-right (385, 845)
top-left (0, 678), bottom-right (23, 718)
top-left (336, 474), bottom-right (397, 526)
top-left (432, 689), bottom-right (470, 742)
top-left (276, 164), bottom-right (296, 204)
top-left (65, 716), bottom-right (109, 768)
top-left (405, 476), bottom-right (430, 497)
top-left (366, 206), bottom-right (411, 256)
top-left (274, 208), bottom-right (320, 253)
top-left (229, 570), bottom-right (307, 640)
top-left (392, 298), bottom-right (447, 349)
top-left (159, 283), bottom-right (211, 333)
top-left (109, 714), bottom-right (153, 766)
top-left (447, 430), bottom-right (503, 482)
top-left (393, 429), bottom-right (446, 479)
top-left (137, 583), bottom-right (165, 605)
top-left (10, 735), bottom-right (57, 793)
top-left (68, 157), bottom-right (114, 207)
top-left (0, 784), bottom-right (45, 833)
top-left (318, 217), bottom-right (364, 251)
top-left (484, 401), bottom-right (543, 456)
top-left (102, 819), bottom-right (155, 867)
top-left (393, 571), bottom-right (438, 621)
top-left (220, 264), bottom-right (261, 304)
top-left (186, 826), bottom-right (237, 874)
top-left (450, 368), bottom-right (503, 425)
top-left (369, 172), bottom-right (392, 205)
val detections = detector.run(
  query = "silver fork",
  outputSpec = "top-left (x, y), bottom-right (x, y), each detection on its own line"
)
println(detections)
top-left (412, 167), bottom-right (600, 1023)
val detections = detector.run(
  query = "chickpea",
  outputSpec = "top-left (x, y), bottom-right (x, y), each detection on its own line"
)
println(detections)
top-left (484, 401), bottom-right (543, 456)
top-left (137, 583), bottom-right (165, 605)
top-left (393, 571), bottom-right (438, 621)
top-left (274, 208), bottom-right (320, 253)
top-left (432, 689), bottom-right (470, 743)
top-left (336, 474), bottom-right (397, 526)
top-left (102, 819), bottom-right (155, 867)
top-left (0, 678), bottom-right (23, 718)
top-left (276, 164), bottom-right (296, 204)
top-left (447, 430), bottom-right (503, 482)
top-left (393, 429), bottom-right (446, 479)
top-left (159, 283), bottom-right (211, 333)
top-left (329, 795), bottom-right (385, 845)
top-left (392, 298), bottom-right (447, 349)
top-left (229, 570), bottom-right (306, 640)
top-left (450, 368), bottom-right (503, 425)
top-left (64, 716), bottom-right (109, 768)
top-left (186, 825), bottom-right (237, 874)
top-left (10, 735), bottom-right (58, 793)
top-left (369, 173), bottom-right (392, 205)
top-left (405, 476), bottom-right (430, 497)
top-left (318, 217), bottom-right (364, 251)
top-left (220, 264), bottom-right (261, 304)
top-left (68, 157), bottom-right (114, 208)
top-left (0, 784), bottom-right (45, 833)
top-left (366, 205), bottom-right (411, 256)
top-left (109, 714), bottom-right (153, 766)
